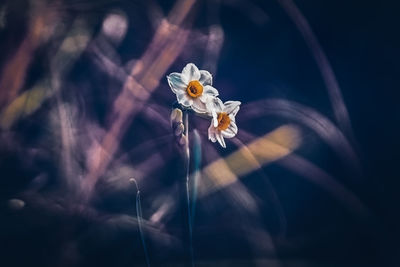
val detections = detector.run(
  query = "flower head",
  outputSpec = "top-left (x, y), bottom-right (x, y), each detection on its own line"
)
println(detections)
top-left (208, 98), bottom-right (241, 148)
top-left (167, 63), bottom-right (219, 113)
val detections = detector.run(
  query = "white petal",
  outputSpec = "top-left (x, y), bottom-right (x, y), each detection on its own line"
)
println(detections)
top-left (167, 73), bottom-right (187, 93)
top-left (212, 97), bottom-right (225, 113)
top-left (208, 124), bottom-right (217, 142)
top-left (191, 99), bottom-right (207, 113)
top-left (229, 113), bottom-right (236, 122)
top-left (209, 98), bottom-right (224, 127)
top-left (199, 70), bottom-right (212, 86)
top-left (199, 94), bottom-right (208, 104)
top-left (205, 100), bottom-right (218, 127)
top-left (181, 63), bottom-right (200, 84)
top-left (177, 92), bottom-right (193, 107)
top-left (203, 85), bottom-right (219, 97)
top-left (211, 112), bottom-right (218, 128)
top-left (199, 86), bottom-right (218, 103)
top-left (215, 132), bottom-right (226, 148)
top-left (224, 101), bottom-right (241, 117)
top-left (222, 121), bottom-right (238, 138)
top-left (213, 113), bottom-right (218, 127)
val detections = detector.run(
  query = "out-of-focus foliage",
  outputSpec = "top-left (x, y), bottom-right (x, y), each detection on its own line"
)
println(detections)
top-left (0, 0), bottom-right (398, 266)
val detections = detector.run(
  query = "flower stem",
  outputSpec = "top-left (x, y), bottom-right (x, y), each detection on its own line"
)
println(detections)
top-left (130, 178), bottom-right (150, 267)
top-left (183, 111), bottom-right (194, 267)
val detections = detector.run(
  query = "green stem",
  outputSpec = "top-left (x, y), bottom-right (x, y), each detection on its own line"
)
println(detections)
top-left (130, 178), bottom-right (150, 267)
top-left (183, 111), bottom-right (194, 267)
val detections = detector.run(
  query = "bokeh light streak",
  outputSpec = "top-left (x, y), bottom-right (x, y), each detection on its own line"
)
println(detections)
top-left (198, 124), bottom-right (302, 197)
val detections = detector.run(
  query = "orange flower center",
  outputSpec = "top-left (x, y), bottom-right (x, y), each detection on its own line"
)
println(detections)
top-left (186, 80), bottom-right (203, 98)
top-left (217, 112), bottom-right (231, 131)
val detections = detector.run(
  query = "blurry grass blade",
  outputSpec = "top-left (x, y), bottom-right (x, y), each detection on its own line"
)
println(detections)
top-left (1, 83), bottom-right (50, 129)
top-left (52, 19), bottom-right (92, 73)
top-left (0, 18), bottom-right (93, 129)
top-left (130, 178), bottom-right (150, 267)
top-left (191, 130), bottom-right (201, 222)
top-left (0, 5), bottom-right (7, 29)
top-left (84, 3), bottom-right (194, 190)
top-left (241, 98), bottom-right (362, 175)
top-left (198, 124), bottom-right (301, 196)
top-left (136, 191), bottom-right (150, 267)
top-left (278, 0), bottom-right (355, 142)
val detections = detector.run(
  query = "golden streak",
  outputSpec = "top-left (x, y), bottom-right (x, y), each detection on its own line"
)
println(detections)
top-left (197, 124), bottom-right (302, 196)
top-left (217, 112), bottom-right (231, 131)
top-left (1, 85), bottom-right (49, 129)
top-left (186, 80), bottom-right (203, 98)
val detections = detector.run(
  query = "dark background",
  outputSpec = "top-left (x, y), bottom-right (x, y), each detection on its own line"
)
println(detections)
top-left (1, 0), bottom-right (399, 266)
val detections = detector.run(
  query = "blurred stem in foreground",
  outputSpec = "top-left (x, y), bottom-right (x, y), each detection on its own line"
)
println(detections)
top-left (183, 111), bottom-right (195, 267)
top-left (191, 130), bottom-right (201, 225)
top-left (171, 108), bottom-right (195, 266)
top-left (130, 178), bottom-right (150, 267)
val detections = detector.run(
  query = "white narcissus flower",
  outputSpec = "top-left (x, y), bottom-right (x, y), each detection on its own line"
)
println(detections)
top-left (167, 63), bottom-right (219, 113)
top-left (208, 98), bottom-right (241, 148)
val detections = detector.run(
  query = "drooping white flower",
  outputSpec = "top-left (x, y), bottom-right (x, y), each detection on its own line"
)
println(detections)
top-left (208, 98), bottom-right (241, 148)
top-left (167, 63), bottom-right (219, 113)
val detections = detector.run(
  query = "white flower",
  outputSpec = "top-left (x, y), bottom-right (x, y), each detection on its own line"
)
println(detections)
top-left (167, 63), bottom-right (219, 113)
top-left (208, 98), bottom-right (241, 148)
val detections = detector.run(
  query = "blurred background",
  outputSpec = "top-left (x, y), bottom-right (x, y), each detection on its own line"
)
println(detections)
top-left (0, 0), bottom-right (399, 266)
